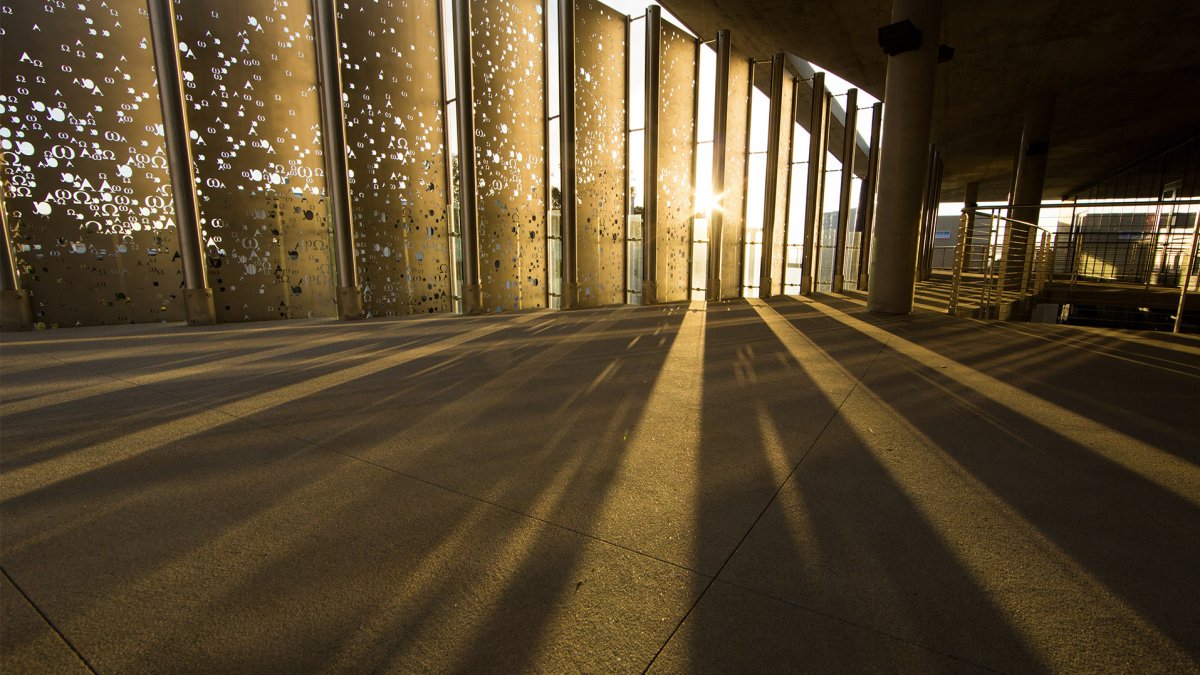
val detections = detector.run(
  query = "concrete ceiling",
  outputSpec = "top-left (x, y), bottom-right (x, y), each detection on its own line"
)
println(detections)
top-left (661, 0), bottom-right (1200, 202)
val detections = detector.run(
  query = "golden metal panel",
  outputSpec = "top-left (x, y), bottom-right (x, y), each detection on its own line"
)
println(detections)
top-left (574, 0), bottom-right (625, 307)
top-left (338, 0), bottom-right (452, 316)
top-left (719, 50), bottom-right (749, 299)
top-left (471, 0), bottom-right (546, 312)
top-left (1, 0), bottom-right (184, 326)
top-left (656, 23), bottom-right (695, 303)
top-left (174, 0), bottom-right (335, 322)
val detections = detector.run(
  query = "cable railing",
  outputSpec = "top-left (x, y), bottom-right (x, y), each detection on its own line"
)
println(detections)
top-left (948, 198), bottom-right (1200, 332)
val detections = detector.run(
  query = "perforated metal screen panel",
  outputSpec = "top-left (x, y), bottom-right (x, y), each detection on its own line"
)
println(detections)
top-left (174, 0), bottom-right (335, 322)
top-left (574, 0), bottom-right (625, 307)
top-left (338, 0), bottom-right (452, 316)
top-left (471, 0), bottom-right (547, 312)
top-left (655, 23), bottom-right (696, 303)
top-left (1, 0), bottom-right (184, 326)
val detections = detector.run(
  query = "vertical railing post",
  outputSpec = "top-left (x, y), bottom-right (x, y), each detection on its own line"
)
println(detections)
top-left (147, 0), bottom-right (217, 325)
top-left (1020, 220), bottom-right (1037, 295)
top-left (707, 29), bottom-right (731, 301)
top-left (452, 0), bottom-right (482, 313)
top-left (800, 72), bottom-right (826, 296)
top-left (558, 0), bottom-right (578, 309)
top-left (857, 101), bottom-right (882, 291)
top-left (0, 187), bottom-right (34, 330)
top-left (312, 0), bottom-right (364, 320)
top-left (961, 181), bottom-right (978, 271)
top-left (1174, 216), bottom-right (1199, 334)
top-left (758, 53), bottom-right (786, 298)
top-left (832, 88), bottom-right (857, 292)
top-left (642, 6), bottom-right (661, 304)
top-left (948, 209), bottom-right (972, 316)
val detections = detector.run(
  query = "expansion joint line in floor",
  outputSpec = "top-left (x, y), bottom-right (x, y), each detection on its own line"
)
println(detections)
top-left (1, 566), bottom-right (100, 674)
top-left (640, 319), bottom-right (891, 674)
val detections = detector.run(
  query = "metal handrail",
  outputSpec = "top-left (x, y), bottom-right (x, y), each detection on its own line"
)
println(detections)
top-left (949, 198), bottom-right (1198, 332)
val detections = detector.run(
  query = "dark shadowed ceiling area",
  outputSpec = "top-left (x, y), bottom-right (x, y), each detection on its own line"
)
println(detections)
top-left (661, 0), bottom-right (1200, 202)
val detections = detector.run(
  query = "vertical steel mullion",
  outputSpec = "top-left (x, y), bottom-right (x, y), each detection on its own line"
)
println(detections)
top-left (312, 0), bottom-right (363, 320)
top-left (780, 79), bottom-right (800, 293)
top-left (434, 0), bottom-right (458, 312)
top-left (707, 29), bottom-right (730, 301)
top-left (924, 147), bottom-right (939, 279)
top-left (452, 0), bottom-right (482, 313)
top-left (543, 0), bottom-right (552, 309)
top-left (758, 53), bottom-right (785, 298)
top-left (857, 101), bottom-right (882, 290)
top-left (832, 88), bottom-right (857, 292)
top-left (931, 152), bottom-right (944, 276)
top-left (921, 150), bottom-right (939, 279)
top-left (916, 144), bottom-right (935, 280)
top-left (687, 37), bottom-right (701, 298)
top-left (642, 6), bottom-right (661, 304)
top-left (800, 72), bottom-right (825, 295)
top-left (737, 57), bottom-right (753, 297)
top-left (622, 14), bottom-right (631, 303)
top-left (558, 0), bottom-right (577, 309)
top-left (147, 0), bottom-right (216, 325)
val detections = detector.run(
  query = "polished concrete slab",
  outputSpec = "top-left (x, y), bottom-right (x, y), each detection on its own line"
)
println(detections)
top-left (2, 296), bottom-right (1198, 672)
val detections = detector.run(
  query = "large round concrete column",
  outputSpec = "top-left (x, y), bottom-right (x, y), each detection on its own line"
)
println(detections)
top-left (867, 0), bottom-right (942, 314)
top-left (1010, 97), bottom-right (1054, 223)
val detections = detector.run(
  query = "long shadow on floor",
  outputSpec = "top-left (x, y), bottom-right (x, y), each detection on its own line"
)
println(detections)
top-left (761, 296), bottom-right (1200, 666)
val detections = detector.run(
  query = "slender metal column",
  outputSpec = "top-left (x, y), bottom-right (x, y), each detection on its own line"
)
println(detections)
top-left (147, 0), bottom-right (216, 325)
top-left (707, 29), bottom-right (731, 300)
top-left (642, 6), bottom-right (661, 304)
top-left (928, 152), bottom-right (944, 277)
top-left (622, 14), bottom-right (631, 303)
top-left (924, 151), bottom-right (940, 278)
top-left (452, 0), bottom-right (482, 313)
top-left (810, 92), bottom-right (833, 292)
top-left (0, 187), bottom-right (33, 330)
top-left (780, 79), bottom-right (800, 292)
top-left (311, 0), bottom-right (363, 320)
top-left (859, 100), bottom-right (888, 288)
top-left (687, 39), bottom-right (701, 300)
top-left (736, 57), bottom-right (753, 297)
top-left (758, 53), bottom-right (786, 298)
top-left (558, 0), bottom-right (578, 309)
top-left (800, 72), bottom-right (827, 295)
top-left (832, 88), bottom-right (858, 292)
top-left (925, 149), bottom-right (943, 278)
top-left (916, 144), bottom-right (936, 280)
top-left (857, 101), bottom-right (882, 290)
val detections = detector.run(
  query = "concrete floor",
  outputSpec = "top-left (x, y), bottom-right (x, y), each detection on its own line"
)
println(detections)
top-left (2, 295), bottom-right (1198, 673)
